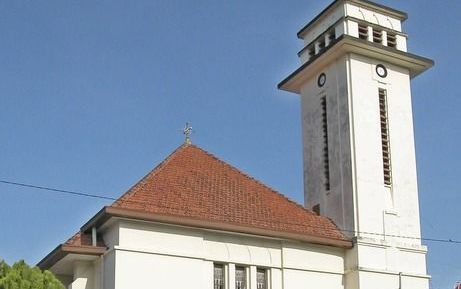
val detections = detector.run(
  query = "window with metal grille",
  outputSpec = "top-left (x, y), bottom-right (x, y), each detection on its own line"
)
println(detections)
top-left (387, 33), bottom-right (397, 48)
top-left (373, 28), bottom-right (383, 43)
top-left (308, 45), bottom-right (315, 58)
top-left (321, 96), bottom-right (330, 191)
top-left (318, 38), bottom-right (326, 51)
top-left (328, 29), bottom-right (336, 43)
top-left (257, 269), bottom-right (267, 289)
top-left (235, 267), bottom-right (247, 289)
top-left (214, 264), bottom-right (225, 289)
top-left (379, 89), bottom-right (392, 186)
top-left (358, 24), bottom-right (368, 40)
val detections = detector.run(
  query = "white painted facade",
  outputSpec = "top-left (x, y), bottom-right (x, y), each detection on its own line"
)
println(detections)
top-left (54, 219), bottom-right (347, 289)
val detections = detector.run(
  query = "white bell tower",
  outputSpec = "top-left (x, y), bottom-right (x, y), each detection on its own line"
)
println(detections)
top-left (278, 0), bottom-right (433, 288)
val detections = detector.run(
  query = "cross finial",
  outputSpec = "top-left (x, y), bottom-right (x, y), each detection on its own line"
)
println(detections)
top-left (182, 122), bottom-right (193, 144)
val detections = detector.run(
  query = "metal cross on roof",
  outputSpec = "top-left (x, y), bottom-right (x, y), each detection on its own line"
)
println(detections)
top-left (182, 122), bottom-right (193, 144)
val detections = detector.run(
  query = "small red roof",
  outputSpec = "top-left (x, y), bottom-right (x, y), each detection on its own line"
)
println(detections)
top-left (64, 232), bottom-right (105, 248)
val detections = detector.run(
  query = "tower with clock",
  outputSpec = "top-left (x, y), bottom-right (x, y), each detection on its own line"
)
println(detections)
top-left (278, 0), bottom-right (433, 287)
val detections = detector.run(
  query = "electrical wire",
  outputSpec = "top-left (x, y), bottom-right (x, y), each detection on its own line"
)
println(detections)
top-left (1, 178), bottom-right (460, 245)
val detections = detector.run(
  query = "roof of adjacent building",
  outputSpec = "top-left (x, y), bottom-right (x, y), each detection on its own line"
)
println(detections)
top-left (38, 143), bottom-right (351, 269)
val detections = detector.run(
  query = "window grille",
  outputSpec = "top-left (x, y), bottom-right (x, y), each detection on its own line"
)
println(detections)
top-left (373, 28), bottom-right (383, 43)
top-left (318, 38), bottom-right (326, 51)
top-left (387, 33), bottom-right (397, 48)
top-left (235, 267), bottom-right (247, 289)
top-left (358, 24), bottom-right (368, 40)
top-left (321, 96), bottom-right (331, 191)
top-left (379, 89), bottom-right (392, 186)
top-left (214, 264), bottom-right (224, 289)
top-left (328, 30), bottom-right (336, 42)
top-left (308, 45), bottom-right (315, 58)
top-left (257, 269), bottom-right (267, 289)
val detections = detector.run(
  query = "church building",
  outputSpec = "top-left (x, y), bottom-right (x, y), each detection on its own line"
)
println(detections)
top-left (38, 0), bottom-right (434, 288)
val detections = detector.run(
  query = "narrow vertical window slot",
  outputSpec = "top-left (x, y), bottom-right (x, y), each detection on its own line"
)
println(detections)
top-left (214, 264), bottom-right (225, 289)
top-left (379, 89), bottom-right (392, 186)
top-left (318, 38), bottom-right (326, 51)
top-left (308, 45), bottom-right (315, 58)
top-left (235, 266), bottom-right (247, 289)
top-left (373, 28), bottom-right (383, 43)
top-left (321, 96), bottom-right (331, 191)
top-left (358, 24), bottom-right (368, 40)
top-left (328, 29), bottom-right (336, 43)
top-left (256, 269), bottom-right (267, 289)
top-left (387, 33), bottom-right (397, 48)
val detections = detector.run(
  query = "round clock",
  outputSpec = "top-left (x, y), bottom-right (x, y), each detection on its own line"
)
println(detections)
top-left (376, 64), bottom-right (388, 78)
top-left (317, 73), bottom-right (326, 87)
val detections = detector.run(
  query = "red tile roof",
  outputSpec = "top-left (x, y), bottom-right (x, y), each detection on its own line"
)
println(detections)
top-left (64, 232), bottom-right (105, 248)
top-left (39, 143), bottom-right (349, 269)
top-left (110, 143), bottom-right (347, 242)
top-left (38, 232), bottom-right (107, 270)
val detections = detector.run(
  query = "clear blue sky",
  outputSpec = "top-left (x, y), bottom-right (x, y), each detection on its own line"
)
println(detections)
top-left (0, 0), bottom-right (459, 288)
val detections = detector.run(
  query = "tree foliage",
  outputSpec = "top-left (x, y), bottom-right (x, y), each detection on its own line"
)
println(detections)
top-left (0, 260), bottom-right (64, 289)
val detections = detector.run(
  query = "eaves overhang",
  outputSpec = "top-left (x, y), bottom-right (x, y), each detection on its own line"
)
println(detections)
top-left (37, 244), bottom-right (106, 271)
top-left (278, 34), bottom-right (434, 94)
top-left (82, 206), bottom-right (353, 249)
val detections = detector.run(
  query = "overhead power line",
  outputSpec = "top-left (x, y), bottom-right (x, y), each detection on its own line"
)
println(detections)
top-left (0, 180), bottom-right (115, 201)
top-left (1, 178), bottom-right (460, 245)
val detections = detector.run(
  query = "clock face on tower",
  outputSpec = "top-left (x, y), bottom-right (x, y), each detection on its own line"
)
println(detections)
top-left (376, 64), bottom-right (388, 78)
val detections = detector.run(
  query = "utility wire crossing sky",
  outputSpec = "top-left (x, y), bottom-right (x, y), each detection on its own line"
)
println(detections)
top-left (1, 179), bottom-right (460, 245)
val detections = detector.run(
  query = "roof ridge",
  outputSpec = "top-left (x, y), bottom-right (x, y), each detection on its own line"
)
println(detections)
top-left (112, 143), bottom-right (191, 207)
top-left (188, 144), bottom-right (317, 217)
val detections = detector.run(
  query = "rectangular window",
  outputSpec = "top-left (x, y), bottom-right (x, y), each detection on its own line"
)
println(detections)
top-left (328, 29), bottom-right (336, 42)
top-left (257, 269), bottom-right (267, 289)
top-left (373, 28), bottom-right (383, 43)
top-left (387, 33), bottom-right (397, 48)
top-left (214, 264), bottom-right (225, 289)
top-left (379, 89), bottom-right (392, 186)
top-left (308, 45), bottom-right (315, 58)
top-left (318, 38), bottom-right (326, 51)
top-left (358, 24), bottom-right (368, 40)
top-left (321, 96), bottom-right (331, 191)
top-left (235, 266), bottom-right (247, 289)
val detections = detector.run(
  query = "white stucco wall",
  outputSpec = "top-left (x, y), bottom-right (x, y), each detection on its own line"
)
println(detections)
top-left (344, 3), bottom-right (402, 31)
top-left (298, 39), bottom-right (429, 289)
top-left (115, 250), bottom-right (209, 289)
top-left (301, 4), bottom-right (345, 46)
top-left (68, 261), bottom-right (96, 289)
top-left (299, 51), bottom-right (423, 242)
top-left (102, 250), bottom-right (115, 289)
top-left (348, 53), bottom-right (422, 242)
top-left (301, 55), bottom-right (354, 235)
top-left (89, 220), bottom-right (347, 289)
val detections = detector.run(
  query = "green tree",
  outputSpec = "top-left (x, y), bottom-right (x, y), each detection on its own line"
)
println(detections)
top-left (0, 260), bottom-right (64, 289)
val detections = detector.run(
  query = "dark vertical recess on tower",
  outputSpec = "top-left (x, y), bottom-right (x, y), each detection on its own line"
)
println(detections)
top-left (379, 88), bottom-right (392, 186)
top-left (321, 95), bottom-right (331, 191)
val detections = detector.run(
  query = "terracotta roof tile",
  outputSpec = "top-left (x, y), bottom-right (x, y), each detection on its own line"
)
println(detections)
top-left (64, 232), bottom-right (105, 248)
top-left (111, 144), bottom-right (347, 241)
